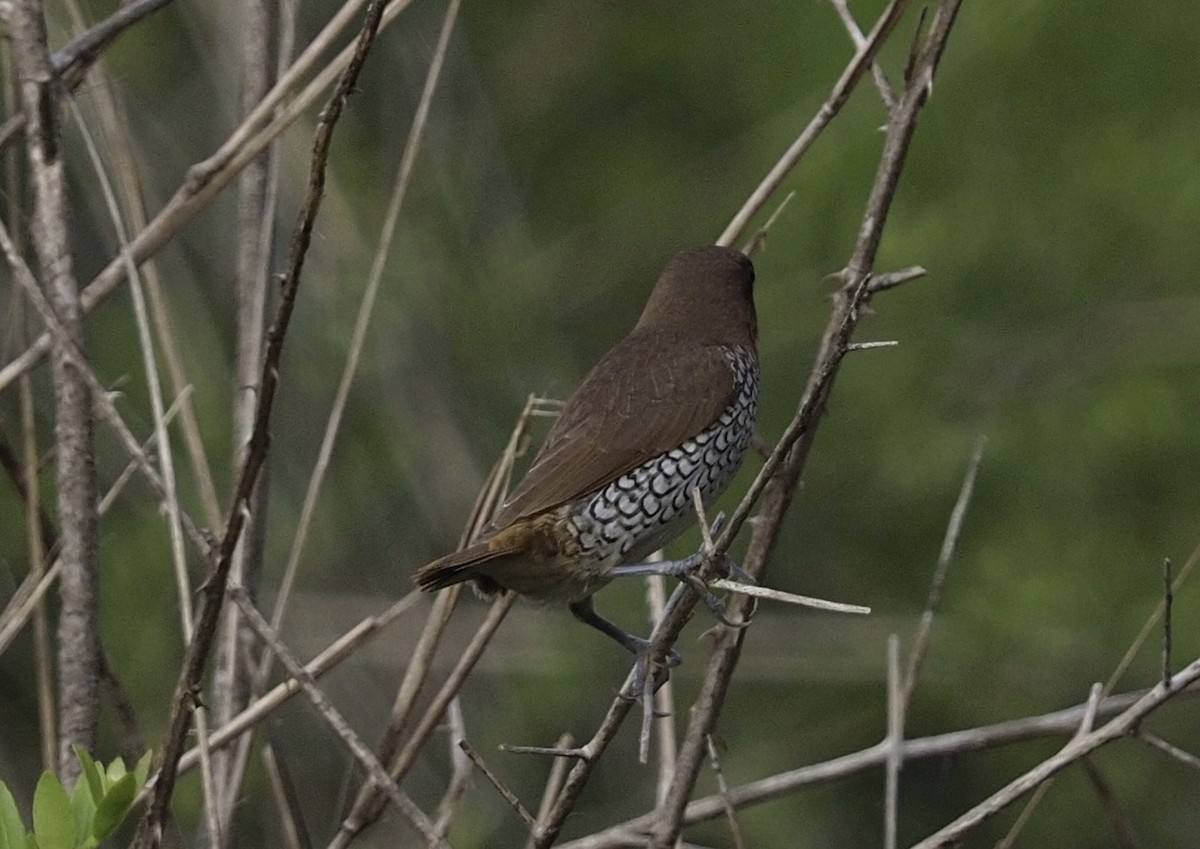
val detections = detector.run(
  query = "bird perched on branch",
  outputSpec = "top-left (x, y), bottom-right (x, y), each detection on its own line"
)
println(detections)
top-left (415, 245), bottom-right (759, 665)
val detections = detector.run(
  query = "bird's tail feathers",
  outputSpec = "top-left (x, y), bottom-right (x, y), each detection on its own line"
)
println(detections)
top-left (414, 542), bottom-right (516, 591)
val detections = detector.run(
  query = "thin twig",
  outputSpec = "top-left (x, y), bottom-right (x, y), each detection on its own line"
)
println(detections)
top-left (706, 579), bottom-right (870, 614)
top-left (458, 739), bottom-right (538, 829)
top-left (226, 586), bottom-right (445, 844)
top-left (432, 699), bottom-right (472, 842)
top-left (1104, 539), bottom-right (1198, 696)
top-left (648, 574), bottom-right (678, 807)
top-left (555, 685), bottom-right (1197, 849)
top-left (717, 0), bottom-right (912, 246)
top-left (910, 656), bottom-right (1200, 849)
top-left (1134, 732), bottom-right (1200, 772)
top-left (262, 739), bottom-right (313, 849)
top-left (527, 734), bottom-right (576, 849)
top-left (705, 736), bottom-right (745, 849)
top-left (132, 6), bottom-right (390, 844)
top-left (884, 635), bottom-right (902, 849)
top-left (866, 265), bottom-right (926, 293)
top-left (845, 340), bottom-right (899, 352)
top-left (903, 435), bottom-right (985, 704)
top-left (1081, 759), bottom-right (1140, 849)
top-left (828, 0), bottom-right (898, 111)
top-left (0, 0), bottom-right (420, 396)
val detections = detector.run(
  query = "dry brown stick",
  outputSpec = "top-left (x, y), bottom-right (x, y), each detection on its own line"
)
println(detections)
top-left (66, 90), bottom-right (226, 844)
top-left (10, 0), bottom-right (99, 781)
top-left (226, 587), bottom-right (445, 844)
top-left (167, 591), bottom-right (421, 781)
top-left (555, 685), bottom-right (1194, 849)
top-left (328, 593), bottom-right (516, 849)
top-left (1161, 557), bottom-right (1173, 687)
top-left (526, 732), bottom-right (576, 849)
top-left (0, 0), bottom-right (178, 154)
top-left (903, 435), bottom-right (986, 703)
top-left (332, 392), bottom-right (545, 846)
top-left (458, 739), bottom-right (538, 829)
top-left (131, 4), bottom-right (389, 845)
top-left (648, 7), bottom-right (963, 847)
top-left (0, 0), bottom-right (418, 397)
top-left (910, 657), bottom-right (1200, 849)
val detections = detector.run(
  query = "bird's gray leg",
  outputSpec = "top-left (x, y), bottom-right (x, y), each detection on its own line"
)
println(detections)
top-left (569, 596), bottom-right (679, 696)
top-left (568, 596), bottom-right (681, 664)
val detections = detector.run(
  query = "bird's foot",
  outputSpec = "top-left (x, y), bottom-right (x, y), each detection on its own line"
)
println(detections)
top-left (611, 549), bottom-right (758, 629)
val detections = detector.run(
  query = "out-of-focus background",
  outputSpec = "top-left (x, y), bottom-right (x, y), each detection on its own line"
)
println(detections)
top-left (2, 0), bottom-right (1199, 846)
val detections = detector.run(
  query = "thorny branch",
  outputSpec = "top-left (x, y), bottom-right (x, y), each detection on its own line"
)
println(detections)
top-left (647, 4), bottom-right (963, 847)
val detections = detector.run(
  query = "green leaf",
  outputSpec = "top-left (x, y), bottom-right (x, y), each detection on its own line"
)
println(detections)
top-left (32, 772), bottom-right (74, 849)
top-left (71, 749), bottom-right (103, 805)
top-left (102, 759), bottom-right (125, 787)
top-left (69, 778), bottom-right (95, 848)
top-left (90, 774), bottom-right (135, 844)
top-left (0, 782), bottom-right (28, 849)
top-left (132, 752), bottom-right (152, 793)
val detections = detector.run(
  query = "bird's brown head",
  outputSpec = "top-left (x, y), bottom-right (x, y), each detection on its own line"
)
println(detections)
top-left (634, 245), bottom-right (757, 349)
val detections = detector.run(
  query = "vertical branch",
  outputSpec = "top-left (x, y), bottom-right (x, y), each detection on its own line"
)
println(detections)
top-left (132, 3), bottom-right (390, 845)
top-left (648, 4), bottom-right (963, 846)
top-left (212, 0), bottom-right (284, 834)
top-left (10, 0), bottom-right (98, 782)
top-left (3, 32), bottom-right (57, 771)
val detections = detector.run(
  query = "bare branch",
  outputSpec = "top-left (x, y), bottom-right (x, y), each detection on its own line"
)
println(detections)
top-left (903, 435), bottom-right (986, 703)
top-left (828, 0), bottom-right (899, 111)
top-left (556, 686), bottom-right (1193, 849)
top-left (133, 4), bottom-right (390, 843)
top-left (718, 0), bottom-right (912, 246)
top-left (10, 0), bottom-right (99, 780)
top-left (910, 657), bottom-right (1200, 848)
top-left (458, 739), bottom-right (538, 829)
top-left (227, 587), bottom-right (444, 844)
top-left (885, 635), bottom-right (902, 849)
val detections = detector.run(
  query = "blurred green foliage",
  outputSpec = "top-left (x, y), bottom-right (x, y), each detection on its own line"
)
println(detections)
top-left (1, 0), bottom-right (1199, 846)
